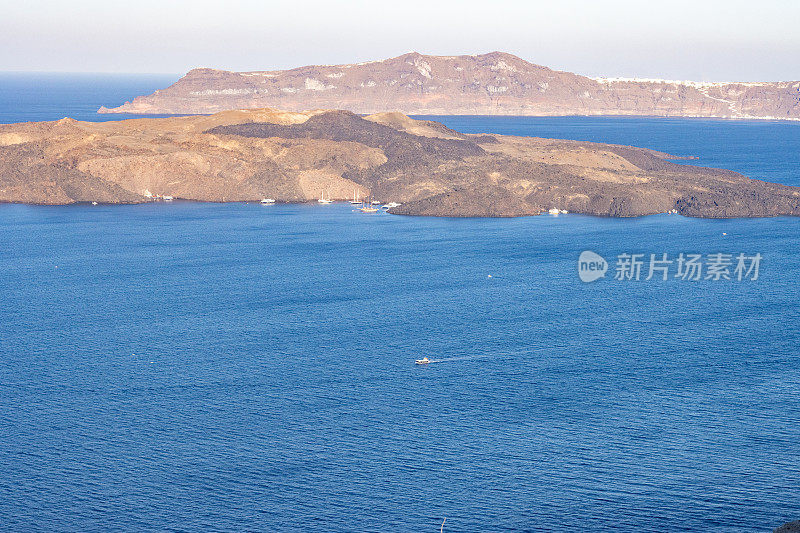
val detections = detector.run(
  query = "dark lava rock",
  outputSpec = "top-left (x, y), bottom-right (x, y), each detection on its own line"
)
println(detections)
top-left (775, 520), bottom-right (800, 533)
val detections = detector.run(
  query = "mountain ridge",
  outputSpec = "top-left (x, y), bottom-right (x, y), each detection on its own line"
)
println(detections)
top-left (99, 52), bottom-right (800, 120)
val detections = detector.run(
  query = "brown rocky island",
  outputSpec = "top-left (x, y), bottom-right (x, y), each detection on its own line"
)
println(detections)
top-left (99, 52), bottom-right (800, 121)
top-left (1, 108), bottom-right (799, 218)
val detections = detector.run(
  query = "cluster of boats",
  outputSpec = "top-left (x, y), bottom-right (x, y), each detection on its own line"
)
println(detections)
top-left (356, 201), bottom-right (401, 213)
top-left (258, 190), bottom-right (401, 212)
top-left (143, 190), bottom-right (174, 202)
top-left (141, 190), bottom-right (402, 211)
top-left (348, 191), bottom-right (401, 213)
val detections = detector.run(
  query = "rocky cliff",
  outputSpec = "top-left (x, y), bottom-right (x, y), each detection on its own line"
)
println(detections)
top-left (2, 109), bottom-right (800, 218)
top-left (99, 52), bottom-right (800, 120)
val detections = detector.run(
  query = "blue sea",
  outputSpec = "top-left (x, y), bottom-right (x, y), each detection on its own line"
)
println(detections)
top-left (1, 75), bottom-right (799, 532)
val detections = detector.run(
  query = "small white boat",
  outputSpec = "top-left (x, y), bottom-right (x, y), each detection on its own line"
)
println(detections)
top-left (560, 209), bottom-right (568, 214)
top-left (163, 195), bottom-right (174, 201)
top-left (318, 191), bottom-right (333, 204)
top-left (548, 208), bottom-right (559, 215)
top-left (415, 357), bottom-right (431, 365)
top-left (382, 202), bottom-right (402, 209)
top-left (260, 198), bottom-right (275, 204)
top-left (91, 201), bottom-right (98, 206)
top-left (371, 200), bottom-right (381, 205)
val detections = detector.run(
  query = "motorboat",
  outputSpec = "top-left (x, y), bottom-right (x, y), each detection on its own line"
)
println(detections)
top-left (548, 208), bottom-right (560, 215)
top-left (382, 202), bottom-right (401, 209)
top-left (415, 357), bottom-right (431, 365)
top-left (163, 195), bottom-right (174, 201)
top-left (260, 198), bottom-right (275, 204)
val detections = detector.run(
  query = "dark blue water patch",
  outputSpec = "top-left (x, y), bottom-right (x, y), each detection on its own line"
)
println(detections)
top-left (0, 72), bottom-right (178, 124)
top-left (0, 202), bottom-right (798, 531)
top-left (416, 115), bottom-right (800, 187)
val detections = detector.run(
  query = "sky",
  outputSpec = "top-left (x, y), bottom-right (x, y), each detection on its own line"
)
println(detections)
top-left (2, 0), bottom-right (798, 81)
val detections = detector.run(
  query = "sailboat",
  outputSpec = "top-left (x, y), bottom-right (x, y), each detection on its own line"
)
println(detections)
top-left (318, 190), bottom-right (333, 204)
top-left (359, 195), bottom-right (379, 213)
top-left (349, 190), bottom-right (362, 205)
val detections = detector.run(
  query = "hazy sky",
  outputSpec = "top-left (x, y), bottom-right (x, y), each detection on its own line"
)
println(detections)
top-left (2, 0), bottom-right (798, 81)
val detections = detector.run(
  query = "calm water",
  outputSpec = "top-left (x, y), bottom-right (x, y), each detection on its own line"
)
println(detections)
top-left (0, 72), bottom-right (178, 124)
top-left (1, 75), bottom-right (799, 532)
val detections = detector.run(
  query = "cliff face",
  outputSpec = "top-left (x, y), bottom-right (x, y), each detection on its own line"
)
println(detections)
top-left (2, 109), bottom-right (800, 218)
top-left (99, 52), bottom-right (800, 120)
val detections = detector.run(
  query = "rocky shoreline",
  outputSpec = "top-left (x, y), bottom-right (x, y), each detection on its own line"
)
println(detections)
top-left (2, 109), bottom-right (800, 218)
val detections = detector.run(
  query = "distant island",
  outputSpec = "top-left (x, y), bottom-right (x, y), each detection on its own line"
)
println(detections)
top-left (2, 108), bottom-right (800, 217)
top-left (99, 52), bottom-right (800, 120)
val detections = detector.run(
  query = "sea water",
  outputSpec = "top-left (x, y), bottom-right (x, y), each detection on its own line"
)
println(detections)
top-left (0, 75), bottom-right (799, 532)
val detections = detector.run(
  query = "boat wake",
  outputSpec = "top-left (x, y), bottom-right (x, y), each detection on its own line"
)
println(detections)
top-left (416, 353), bottom-right (502, 365)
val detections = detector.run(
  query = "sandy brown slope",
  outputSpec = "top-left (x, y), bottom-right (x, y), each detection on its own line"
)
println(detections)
top-left (1, 109), bottom-right (799, 218)
top-left (100, 52), bottom-right (800, 120)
